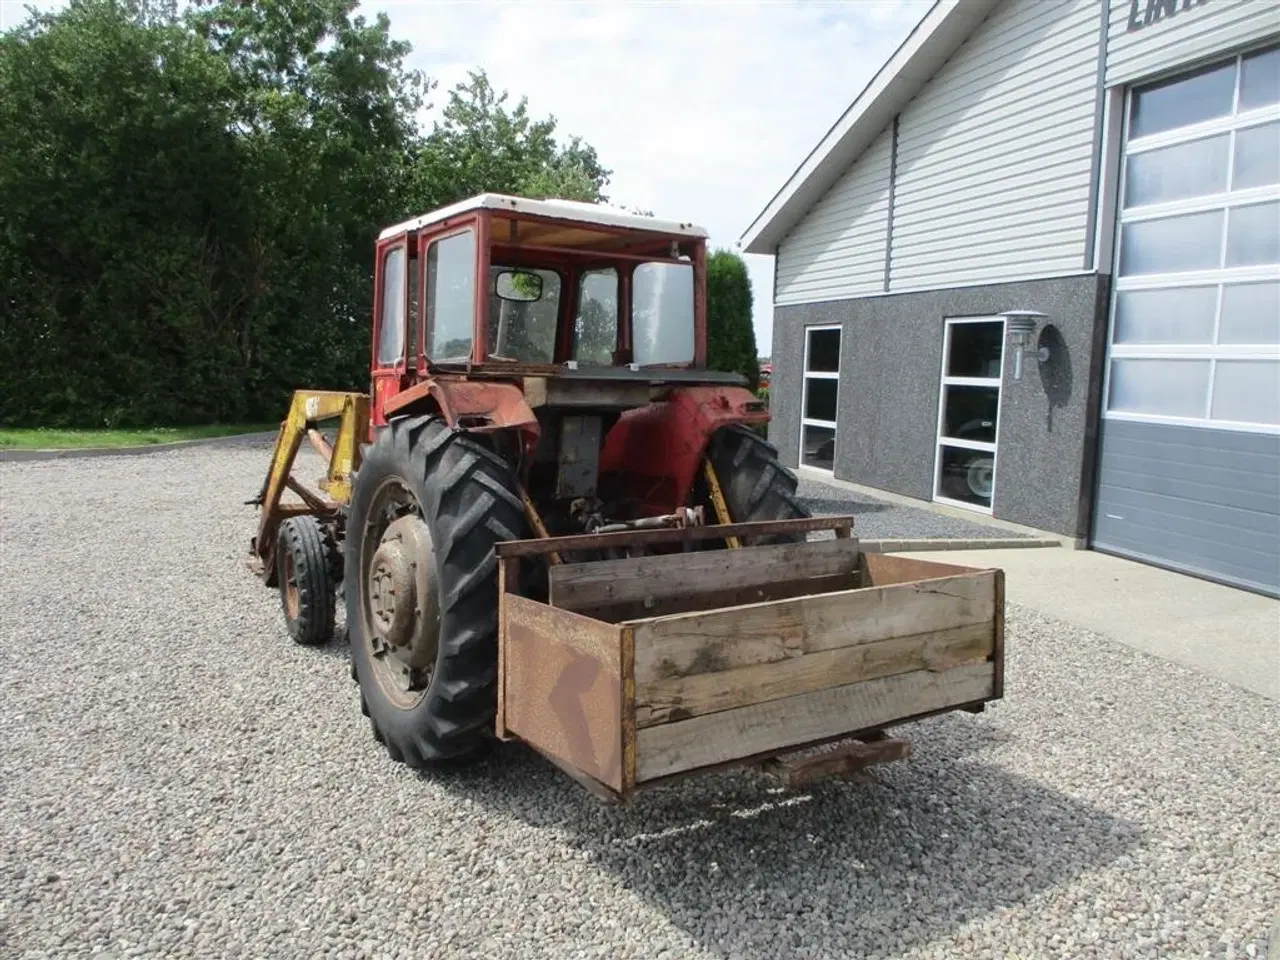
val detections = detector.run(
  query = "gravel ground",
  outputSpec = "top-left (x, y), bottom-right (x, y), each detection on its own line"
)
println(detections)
top-left (2, 439), bottom-right (1277, 960)
top-left (796, 476), bottom-right (1033, 542)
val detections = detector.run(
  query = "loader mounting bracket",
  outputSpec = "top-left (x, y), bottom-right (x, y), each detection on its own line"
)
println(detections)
top-left (247, 389), bottom-right (370, 586)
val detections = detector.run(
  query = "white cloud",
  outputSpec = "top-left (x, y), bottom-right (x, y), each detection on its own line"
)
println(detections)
top-left (0, 0), bottom-right (931, 352)
top-left (376, 0), bottom-right (930, 352)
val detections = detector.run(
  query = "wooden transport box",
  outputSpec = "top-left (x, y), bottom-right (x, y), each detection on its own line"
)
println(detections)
top-left (494, 530), bottom-right (1004, 801)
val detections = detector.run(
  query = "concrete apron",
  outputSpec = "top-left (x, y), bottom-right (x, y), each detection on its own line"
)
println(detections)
top-left (899, 545), bottom-right (1280, 702)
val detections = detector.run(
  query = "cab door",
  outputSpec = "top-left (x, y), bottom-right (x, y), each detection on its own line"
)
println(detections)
top-left (370, 237), bottom-right (415, 427)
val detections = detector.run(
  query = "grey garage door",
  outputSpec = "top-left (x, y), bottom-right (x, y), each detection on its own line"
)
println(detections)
top-left (1092, 44), bottom-right (1280, 597)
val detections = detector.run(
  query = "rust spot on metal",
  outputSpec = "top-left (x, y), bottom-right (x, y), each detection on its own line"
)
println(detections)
top-left (501, 595), bottom-right (624, 790)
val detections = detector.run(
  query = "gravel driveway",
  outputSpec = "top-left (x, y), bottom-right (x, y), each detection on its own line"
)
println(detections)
top-left (2, 439), bottom-right (1276, 960)
top-left (795, 476), bottom-right (1033, 542)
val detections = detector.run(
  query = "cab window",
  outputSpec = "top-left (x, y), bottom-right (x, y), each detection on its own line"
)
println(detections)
top-left (487, 266), bottom-right (561, 363)
top-left (376, 246), bottom-right (406, 366)
top-left (573, 268), bottom-right (618, 366)
top-left (426, 230), bottom-right (475, 360)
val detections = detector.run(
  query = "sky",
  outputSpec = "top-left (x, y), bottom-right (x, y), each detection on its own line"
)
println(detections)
top-left (0, 0), bottom-right (933, 352)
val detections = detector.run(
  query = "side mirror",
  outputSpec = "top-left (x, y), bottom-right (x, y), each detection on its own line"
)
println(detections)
top-left (495, 270), bottom-right (543, 302)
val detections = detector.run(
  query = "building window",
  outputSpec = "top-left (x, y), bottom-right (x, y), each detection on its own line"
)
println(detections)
top-left (800, 325), bottom-right (840, 471)
top-left (934, 317), bottom-right (1005, 513)
top-left (1108, 44), bottom-right (1280, 431)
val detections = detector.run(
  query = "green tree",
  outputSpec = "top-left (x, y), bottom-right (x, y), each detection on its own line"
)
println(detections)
top-left (0, 0), bottom-right (251, 425)
top-left (410, 70), bottom-right (611, 209)
top-left (0, 1), bottom-right (616, 428)
top-left (705, 249), bottom-right (759, 388)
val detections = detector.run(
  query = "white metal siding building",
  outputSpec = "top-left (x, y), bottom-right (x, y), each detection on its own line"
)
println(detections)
top-left (743, 0), bottom-right (1280, 597)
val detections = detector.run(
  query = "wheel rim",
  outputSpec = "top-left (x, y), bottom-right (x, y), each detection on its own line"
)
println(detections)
top-left (966, 457), bottom-right (995, 499)
top-left (358, 476), bottom-right (440, 710)
top-left (282, 550), bottom-right (300, 620)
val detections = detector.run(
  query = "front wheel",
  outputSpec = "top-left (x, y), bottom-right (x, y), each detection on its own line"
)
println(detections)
top-left (344, 415), bottom-right (528, 767)
top-left (276, 515), bottom-right (337, 646)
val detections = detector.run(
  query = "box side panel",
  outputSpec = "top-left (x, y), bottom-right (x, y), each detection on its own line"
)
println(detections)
top-left (549, 538), bottom-right (861, 620)
top-left (860, 552), bottom-right (988, 586)
top-left (632, 570), bottom-right (996, 684)
top-left (501, 594), bottom-right (625, 791)
top-left (635, 661), bottom-right (994, 782)
top-left (635, 620), bottom-right (994, 728)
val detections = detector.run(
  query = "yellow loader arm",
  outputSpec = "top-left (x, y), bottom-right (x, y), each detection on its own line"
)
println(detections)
top-left (246, 390), bottom-right (369, 584)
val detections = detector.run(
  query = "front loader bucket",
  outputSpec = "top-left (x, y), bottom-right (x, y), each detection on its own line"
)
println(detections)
top-left (493, 516), bottom-right (1005, 802)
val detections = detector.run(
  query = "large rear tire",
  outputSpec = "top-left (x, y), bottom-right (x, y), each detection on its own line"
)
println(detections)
top-left (345, 414), bottom-right (528, 766)
top-left (704, 425), bottom-right (811, 545)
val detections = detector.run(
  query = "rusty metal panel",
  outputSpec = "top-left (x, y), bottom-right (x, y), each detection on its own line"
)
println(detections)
top-left (555, 414), bottom-right (602, 499)
top-left (500, 594), bottom-right (626, 792)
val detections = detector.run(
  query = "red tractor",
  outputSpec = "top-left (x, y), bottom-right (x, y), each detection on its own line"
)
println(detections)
top-left (248, 194), bottom-right (1005, 801)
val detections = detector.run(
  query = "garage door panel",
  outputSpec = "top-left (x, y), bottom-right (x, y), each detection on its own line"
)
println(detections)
top-left (1095, 483), bottom-right (1280, 556)
top-left (1093, 419), bottom-right (1280, 596)
top-left (1094, 499), bottom-right (1279, 578)
top-left (1094, 537), bottom-right (1280, 597)
top-left (1096, 456), bottom-right (1280, 513)
top-left (1100, 428), bottom-right (1280, 465)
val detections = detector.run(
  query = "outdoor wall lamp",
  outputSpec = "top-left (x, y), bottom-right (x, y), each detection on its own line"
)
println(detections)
top-left (1002, 309), bottom-right (1050, 381)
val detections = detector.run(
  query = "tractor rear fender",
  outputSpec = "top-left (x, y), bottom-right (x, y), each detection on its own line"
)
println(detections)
top-left (599, 385), bottom-right (770, 514)
top-left (383, 378), bottom-right (541, 461)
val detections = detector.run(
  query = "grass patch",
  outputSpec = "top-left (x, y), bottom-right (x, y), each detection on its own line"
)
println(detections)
top-left (0, 424), bottom-right (278, 450)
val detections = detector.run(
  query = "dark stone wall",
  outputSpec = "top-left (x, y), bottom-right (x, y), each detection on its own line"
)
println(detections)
top-left (768, 273), bottom-right (1111, 538)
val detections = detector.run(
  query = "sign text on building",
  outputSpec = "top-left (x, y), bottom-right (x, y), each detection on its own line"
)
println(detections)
top-left (1127, 0), bottom-right (1211, 33)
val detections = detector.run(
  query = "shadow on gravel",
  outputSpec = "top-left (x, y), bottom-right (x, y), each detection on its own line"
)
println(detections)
top-left (426, 715), bottom-right (1139, 959)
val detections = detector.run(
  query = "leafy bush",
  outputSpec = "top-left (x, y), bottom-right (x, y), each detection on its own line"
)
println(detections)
top-left (0, 1), bottom-right (609, 427)
top-left (706, 249), bottom-right (759, 389)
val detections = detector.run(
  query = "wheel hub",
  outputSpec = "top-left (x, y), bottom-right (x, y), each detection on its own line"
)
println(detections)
top-left (366, 515), bottom-right (439, 673)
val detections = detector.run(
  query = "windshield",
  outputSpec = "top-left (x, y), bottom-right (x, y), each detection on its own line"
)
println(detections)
top-left (487, 266), bottom-right (561, 363)
top-left (478, 259), bottom-right (695, 367)
top-left (632, 262), bottom-right (694, 365)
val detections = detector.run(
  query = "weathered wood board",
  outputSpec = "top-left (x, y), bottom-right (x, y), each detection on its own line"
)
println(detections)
top-left (549, 538), bottom-right (861, 621)
top-left (635, 661), bottom-right (995, 782)
top-left (631, 568), bottom-right (997, 684)
top-left (861, 552), bottom-right (981, 586)
top-left (635, 620), bottom-right (994, 727)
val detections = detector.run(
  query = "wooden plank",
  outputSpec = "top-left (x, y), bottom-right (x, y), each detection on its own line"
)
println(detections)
top-left (620, 626), bottom-right (637, 792)
top-left (634, 620), bottom-right (994, 727)
top-left (762, 737), bottom-right (913, 788)
top-left (501, 595), bottom-right (625, 790)
top-left (576, 573), bottom-right (858, 624)
top-left (635, 661), bottom-right (994, 782)
top-left (494, 515), bottom-right (854, 558)
top-left (632, 570), bottom-right (997, 684)
top-left (993, 568), bottom-right (1006, 700)
top-left (861, 552), bottom-right (984, 586)
top-left (495, 557), bottom-right (517, 740)
top-left (549, 538), bottom-right (860, 614)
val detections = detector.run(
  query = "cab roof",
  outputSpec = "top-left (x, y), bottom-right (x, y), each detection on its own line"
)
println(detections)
top-left (378, 193), bottom-right (710, 242)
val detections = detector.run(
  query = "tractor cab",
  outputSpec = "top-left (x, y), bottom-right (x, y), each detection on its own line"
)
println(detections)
top-left (368, 194), bottom-right (741, 430)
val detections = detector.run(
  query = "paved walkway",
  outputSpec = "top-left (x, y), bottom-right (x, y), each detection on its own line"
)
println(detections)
top-left (901, 545), bottom-right (1280, 701)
